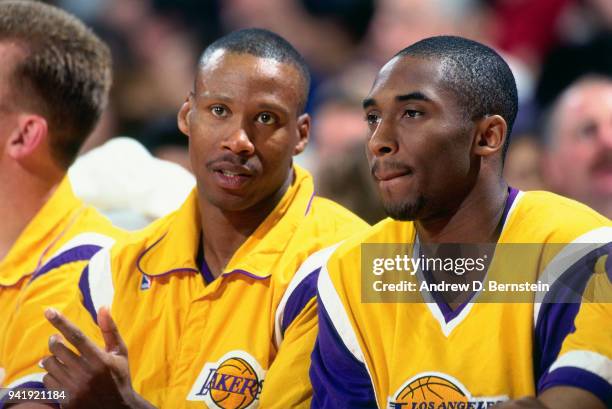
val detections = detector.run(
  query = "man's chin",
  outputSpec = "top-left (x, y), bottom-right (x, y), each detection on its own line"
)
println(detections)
top-left (204, 190), bottom-right (255, 213)
top-left (382, 197), bottom-right (425, 221)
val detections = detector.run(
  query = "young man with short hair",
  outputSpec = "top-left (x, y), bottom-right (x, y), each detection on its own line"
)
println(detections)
top-left (310, 36), bottom-right (611, 409)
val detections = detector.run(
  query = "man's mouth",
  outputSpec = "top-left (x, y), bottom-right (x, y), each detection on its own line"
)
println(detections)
top-left (210, 162), bottom-right (254, 190)
top-left (217, 169), bottom-right (247, 177)
top-left (374, 170), bottom-right (413, 181)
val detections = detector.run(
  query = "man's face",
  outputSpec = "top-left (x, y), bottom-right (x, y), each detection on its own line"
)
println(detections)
top-left (178, 50), bottom-right (309, 212)
top-left (363, 56), bottom-right (477, 221)
top-left (546, 81), bottom-right (612, 211)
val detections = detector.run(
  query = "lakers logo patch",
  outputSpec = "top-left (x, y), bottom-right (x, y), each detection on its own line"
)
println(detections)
top-left (388, 372), bottom-right (507, 409)
top-left (187, 350), bottom-right (265, 409)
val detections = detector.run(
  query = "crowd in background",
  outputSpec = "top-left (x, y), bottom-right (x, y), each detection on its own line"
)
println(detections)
top-left (49, 0), bottom-right (612, 223)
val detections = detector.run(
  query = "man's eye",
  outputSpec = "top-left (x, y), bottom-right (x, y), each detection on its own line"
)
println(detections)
top-left (576, 122), bottom-right (597, 140)
top-left (211, 105), bottom-right (228, 117)
top-left (256, 112), bottom-right (276, 125)
top-left (404, 109), bottom-right (423, 118)
top-left (366, 113), bottom-right (380, 125)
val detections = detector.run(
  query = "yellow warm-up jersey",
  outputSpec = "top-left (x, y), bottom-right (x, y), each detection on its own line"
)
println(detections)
top-left (0, 178), bottom-right (124, 393)
top-left (77, 166), bottom-right (368, 409)
top-left (310, 189), bottom-right (612, 408)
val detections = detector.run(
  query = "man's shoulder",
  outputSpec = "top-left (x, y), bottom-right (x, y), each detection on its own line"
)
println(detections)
top-left (294, 195), bottom-right (369, 246)
top-left (30, 205), bottom-right (128, 281)
top-left (107, 210), bottom-right (178, 267)
top-left (324, 218), bottom-right (415, 275)
top-left (72, 204), bottom-right (127, 240)
top-left (507, 191), bottom-right (611, 243)
top-left (307, 196), bottom-right (368, 225)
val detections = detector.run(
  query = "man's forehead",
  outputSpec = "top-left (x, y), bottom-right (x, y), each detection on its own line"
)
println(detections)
top-left (563, 82), bottom-right (612, 111)
top-left (197, 50), bottom-right (299, 84)
top-left (366, 55), bottom-right (446, 102)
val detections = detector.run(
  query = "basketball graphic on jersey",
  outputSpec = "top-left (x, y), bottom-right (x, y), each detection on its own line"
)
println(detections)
top-left (186, 350), bottom-right (266, 409)
top-left (209, 357), bottom-right (260, 409)
top-left (389, 373), bottom-right (470, 407)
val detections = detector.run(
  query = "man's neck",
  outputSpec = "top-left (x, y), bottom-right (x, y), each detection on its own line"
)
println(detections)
top-left (416, 177), bottom-right (509, 244)
top-left (0, 172), bottom-right (61, 261)
top-left (198, 173), bottom-right (293, 278)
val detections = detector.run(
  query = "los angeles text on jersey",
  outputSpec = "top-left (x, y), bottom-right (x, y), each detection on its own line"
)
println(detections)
top-left (389, 402), bottom-right (503, 409)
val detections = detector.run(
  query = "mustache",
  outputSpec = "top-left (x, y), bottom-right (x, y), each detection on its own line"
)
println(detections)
top-left (590, 150), bottom-right (612, 172)
top-left (370, 159), bottom-right (413, 176)
top-left (206, 153), bottom-right (255, 170)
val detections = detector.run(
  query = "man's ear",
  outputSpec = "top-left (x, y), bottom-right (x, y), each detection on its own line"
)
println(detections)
top-left (177, 94), bottom-right (193, 137)
top-left (293, 113), bottom-right (310, 155)
top-left (6, 114), bottom-right (48, 160)
top-left (473, 114), bottom-right (507, 157)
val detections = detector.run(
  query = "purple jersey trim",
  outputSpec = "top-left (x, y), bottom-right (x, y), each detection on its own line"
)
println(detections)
top-left (310, 299), bottom-right (377, 409)
top-left (135, 233), bottom-right (200, 278)
top-left (500, 186), bottom-right (519, 226)
top-left (136, 233), bottom-right (268, 281)
top-left (535, 243), bottom-right (612, 383)
top-left (223, 269), bottom-right (271, 280)
top-left (422, 186), bottom-right (519, 323)
top-left (30, 244), bottom-right (102, 283)
top-left (200, 257), bottom-right (216, 285)
top-left (539, 367), bottom-right (611, 407)
top-left (281, 267), bottom-right (320, 336)
top-left (78, 265), bottom-right (98, 324)
top-left (0, 381), bottom-right (60, 409)
top-left (305, 192), bottom-right (315, 216)
top-left (541, 243), bottom-right (611, 304)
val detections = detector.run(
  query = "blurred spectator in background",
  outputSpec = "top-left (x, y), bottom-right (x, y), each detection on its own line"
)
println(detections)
top-left (541, 75), bottom-right (612, 218)
top-left (306, 63), bottom-right (387, 223)
top-left (221, 0), bottom-right (374, 81)
top-left (69, 137), bottom-right (194, 230)
top-left (38, 0), bottom-right (612, 222)
top-left (536, 0), bottom-right (612, 110)
top-left (316, 142), bottom-right (387, 224)
top-left (307, 63), bottom-right (377, 161)
top-left (503, 135), bottom-right (545, 191)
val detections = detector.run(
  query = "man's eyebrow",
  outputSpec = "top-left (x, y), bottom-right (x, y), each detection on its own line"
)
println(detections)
top-left (197, 91), bottom-right (233, 102)
top-left (396, 92), bottom-right (430, 102)
top-left (257, 101), bottom-right (290, 117)
top-left (362, 98), bottom-right (376, 109)
top-left (362, 92), bottom-right (431, 109)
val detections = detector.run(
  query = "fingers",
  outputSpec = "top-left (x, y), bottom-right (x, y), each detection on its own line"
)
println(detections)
top-left (48, 334), bottom-right (90, 373)
top-left (97, 306), bottom-right (128, 356)
top-left (42, 372), bottom-right (62, 391)
top-left (45, 308), bottom-right (104, 364)
top-left (41, 355), bottom-right (76, 391)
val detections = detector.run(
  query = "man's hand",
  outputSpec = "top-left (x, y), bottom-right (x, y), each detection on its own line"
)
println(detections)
top-left (492, 397), bottom-right (550, 408)
top-left (493, 387), bottom-right (607, 409)
top-left (42, 307), bottom-right (154, 409)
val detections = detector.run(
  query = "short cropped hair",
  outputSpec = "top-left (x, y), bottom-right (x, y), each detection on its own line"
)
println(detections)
top-left (396, 36), bottom-right (518, 159)
top-left (0, 0), bottom-right (112, 168)
top-left (199, 28), bottom-right (311, 113)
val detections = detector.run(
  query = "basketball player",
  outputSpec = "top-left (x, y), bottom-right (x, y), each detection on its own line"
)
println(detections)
top-left (0, 0), bottom-right (125, 401)
top-left (309, 36), bottom-right (611, 409)
top-left (39, 29), bottom-right (367, 408)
